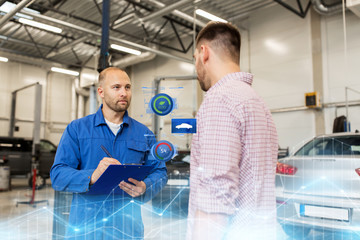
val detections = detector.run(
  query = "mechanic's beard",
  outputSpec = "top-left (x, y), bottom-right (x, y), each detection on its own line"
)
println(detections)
top-left (105, 99), bottom-right (130, 113)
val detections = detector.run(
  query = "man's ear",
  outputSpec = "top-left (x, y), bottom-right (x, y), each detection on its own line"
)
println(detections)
top-left (97, 86), bottom-right (104, 98)
top-left (201, 45), bottom-right (210, 64)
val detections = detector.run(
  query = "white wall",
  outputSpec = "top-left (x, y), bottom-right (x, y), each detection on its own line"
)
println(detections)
top-left (0, 61), bottom-right (74, 145)
top-left (246, 4), bottom-right (315, 149)
top-left (321, 12), bottom-right (360, 134)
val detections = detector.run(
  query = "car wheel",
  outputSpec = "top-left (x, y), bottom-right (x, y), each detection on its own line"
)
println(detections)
top-left (28, 175), bottom-right (46, 190)
top-left (281, 224), bottom-right (311, 239)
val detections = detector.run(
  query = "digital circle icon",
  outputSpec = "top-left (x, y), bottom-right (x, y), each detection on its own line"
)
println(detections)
top-left (151, 140), bottom-right (176, 162)
top-left (150, 93), bottom-right (173, 116)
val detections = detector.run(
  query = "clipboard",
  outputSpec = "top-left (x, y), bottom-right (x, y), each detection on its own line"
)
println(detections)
top-left (86, 165), bottom-right (153, 195)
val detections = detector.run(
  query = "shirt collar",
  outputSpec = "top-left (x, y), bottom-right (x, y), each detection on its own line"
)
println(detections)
top-left (208, 72), bottom-right (254, 93)
top-left (94, 104), bottom-right (130, 127)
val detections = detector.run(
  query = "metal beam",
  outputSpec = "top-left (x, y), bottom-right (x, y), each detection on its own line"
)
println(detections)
top-left (24, 25), bottom-right (44, 58)
top-left (46, 35), bottom-right (87, 58)
top-left (92, 0), bottom-right (102, 16)
top-left (142, 0), bottom-right (206, 27)
top-left (112, 12), bottom-right (137, 29)
top-left (0, 34), bottom-right (51, 49)
top-left (138, 0), bottom-right (192, 23)
top-left (21, 9), bottom-right (193, 63)
top-left (0, 0), bottom-right (35, 28)
top-left (0, 24), bottom-right (22, 48)
top-left (111, 2), bottom-right (131, 27)
top-left (168, 21), bottom-right (184, 52)
top-left (273, 0), bottom-right (311, 18)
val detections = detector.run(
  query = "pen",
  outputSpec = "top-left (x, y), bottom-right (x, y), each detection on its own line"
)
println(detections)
top-left (100, 145), bottom-right (114, 158)
top-left (100, 145), bottom-right (142, 165)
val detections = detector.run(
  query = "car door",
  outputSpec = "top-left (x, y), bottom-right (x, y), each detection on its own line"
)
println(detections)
top-left (38, 140), bottom-right (57, 177)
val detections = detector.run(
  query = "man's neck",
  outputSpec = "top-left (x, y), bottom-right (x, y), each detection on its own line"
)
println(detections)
top-left (210, 62), bottom-right (240, 87)
top-left (102, 105), bottom-right (125, 124)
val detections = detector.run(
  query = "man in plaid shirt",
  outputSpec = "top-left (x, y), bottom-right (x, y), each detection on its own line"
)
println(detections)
top-left (187, 21), bottom-right (278, 240)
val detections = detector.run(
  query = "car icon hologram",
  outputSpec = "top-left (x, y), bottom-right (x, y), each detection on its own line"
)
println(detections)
top-left (175, 123), bottom-right (193, 129)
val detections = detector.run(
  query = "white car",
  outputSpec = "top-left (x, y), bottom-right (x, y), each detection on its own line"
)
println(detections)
top-left (175, 123), bottom-right (193, 129)
top-left (276, 133), bottom-right (360, 239)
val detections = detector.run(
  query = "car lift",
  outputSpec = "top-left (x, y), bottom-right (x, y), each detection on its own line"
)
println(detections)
top-left (9, 82), bottom-right (49, 207)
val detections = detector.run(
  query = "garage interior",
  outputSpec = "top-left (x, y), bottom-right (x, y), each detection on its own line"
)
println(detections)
top-left (0, 0), bottom-right (360, 239)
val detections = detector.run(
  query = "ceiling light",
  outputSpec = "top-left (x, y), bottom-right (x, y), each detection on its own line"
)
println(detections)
top-left (110, 44), bottom-right (141, 56)
top-left (0, 57), bottom-right (8, 62)
top-left (0, 1), bottom-right (40, 20)
top-left (195, 9), bottom-right (227, 23)
top-left (51, 67), bottom-right (79, 76)
top-left (19, 18), bottom-right (62, 33)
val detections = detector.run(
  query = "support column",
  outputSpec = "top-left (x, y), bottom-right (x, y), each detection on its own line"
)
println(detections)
top-left (310, 8), bottom-right (325, 135)
top-left (32, 83), bottom-right (42, 155)
top-left (98, 0), bottom-right (110, 72)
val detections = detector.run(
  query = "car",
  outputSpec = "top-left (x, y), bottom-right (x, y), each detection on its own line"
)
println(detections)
top-left (152, 150), bottom-right (190, 217)
top-left (175, 123), bottom-right (193, 129)
top-left (276, 133), bottom-right (360, 239)
top-left (0, 137), bottom-right (57, 189)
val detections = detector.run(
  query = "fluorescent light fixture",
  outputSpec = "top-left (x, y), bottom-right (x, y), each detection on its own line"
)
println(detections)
top-left (110, 44), bottom-right (141, 56)
top-left (51, 67), bottom-right (79, 76)
top-left (19, 18), bottom-right (62, 33)
top-left (0, 1), bottom-right (40, 20)
top-left (0, 57), bottom-right (8, 62)
top-left (195, 9), bottom-right (227, 23)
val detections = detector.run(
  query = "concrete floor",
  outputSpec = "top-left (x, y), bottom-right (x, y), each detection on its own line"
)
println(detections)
top-left (0, 179), bottom-right (359, 240)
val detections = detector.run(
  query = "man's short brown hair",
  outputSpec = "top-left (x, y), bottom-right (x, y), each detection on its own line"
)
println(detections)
top-left (196, 21), bottom-right (241, 64)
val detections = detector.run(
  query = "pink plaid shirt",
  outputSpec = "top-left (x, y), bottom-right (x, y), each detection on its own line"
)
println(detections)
top-left (187, 72), bottom-right (278, 239)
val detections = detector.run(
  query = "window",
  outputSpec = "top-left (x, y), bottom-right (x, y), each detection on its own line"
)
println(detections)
top-left (295, 136), bottom-right (360, 156)
top-left (40, 140), bottom-right (57, 152)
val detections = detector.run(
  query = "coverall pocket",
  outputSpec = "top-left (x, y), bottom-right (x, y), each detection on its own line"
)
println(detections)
top-left (126, 140), bottom-right (147, 164)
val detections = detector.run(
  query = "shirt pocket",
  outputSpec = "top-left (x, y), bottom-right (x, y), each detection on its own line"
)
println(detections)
top-left (125, 140), bottom-right (148, 164)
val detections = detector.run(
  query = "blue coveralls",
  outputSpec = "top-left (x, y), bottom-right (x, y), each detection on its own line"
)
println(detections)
top-left (50, 106), bottom-right (168, 239)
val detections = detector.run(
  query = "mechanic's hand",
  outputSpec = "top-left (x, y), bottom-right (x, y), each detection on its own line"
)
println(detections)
top-left (90, 157), bottom-right (121, 184)
top-left (119, 178), bottom-right (146, 197)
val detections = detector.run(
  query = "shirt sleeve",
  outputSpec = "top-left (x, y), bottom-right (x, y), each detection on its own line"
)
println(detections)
top-left (50, 122), bottom-right (94, 193)
top-left (140, 130), bottom-right (168, 202)
top-left (195, 96), bottom-right (243, 215)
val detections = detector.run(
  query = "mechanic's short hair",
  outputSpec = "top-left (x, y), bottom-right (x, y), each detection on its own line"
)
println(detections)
top-left (98, 67), bottom-right (127, 86)
top-left (196, 21), bottom-right (241, 64)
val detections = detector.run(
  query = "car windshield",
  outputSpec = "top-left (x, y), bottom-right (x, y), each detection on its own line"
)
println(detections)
top-left (295, 135), bottom-right (360, 156)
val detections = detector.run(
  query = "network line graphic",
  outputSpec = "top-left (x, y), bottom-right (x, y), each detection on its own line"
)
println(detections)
top-left (0, 182), bottom-right (190, 240)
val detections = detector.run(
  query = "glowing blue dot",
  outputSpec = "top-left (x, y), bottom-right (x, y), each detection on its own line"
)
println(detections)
top-left (130, 200), bottom-right (134, 203)
top-left (102, 218), bottom-right (108, 222)
top-left (74, 228), bottom-right (79, 232)
top-left (321, 176), bottom-right (326, 180)
top-left (301, 186), bottom-right (306, 189)
top-left (42, 206), bottom-right (47, 209)
top-left (159, 213), bottom-right (163, 216)
top-left (340, 190), bottom-right (345, 193)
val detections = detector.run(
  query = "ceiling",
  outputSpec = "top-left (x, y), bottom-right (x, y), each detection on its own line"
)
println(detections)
top-left (0, 0), bottom-right (340, 71)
